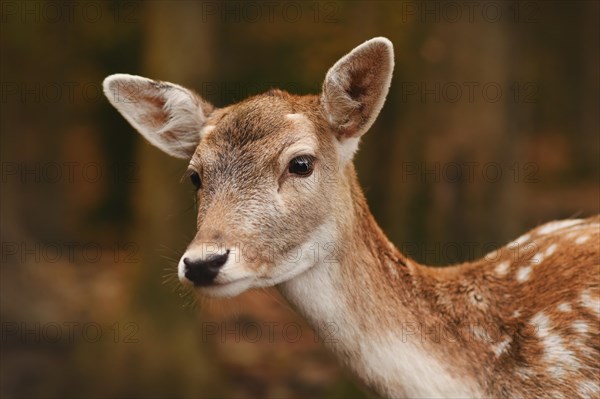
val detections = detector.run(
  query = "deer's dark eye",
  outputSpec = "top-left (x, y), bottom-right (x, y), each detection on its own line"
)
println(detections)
top-left (189, 171), bottom-right (201, 190)
top-left (288, 156), bottom-right (315, 177)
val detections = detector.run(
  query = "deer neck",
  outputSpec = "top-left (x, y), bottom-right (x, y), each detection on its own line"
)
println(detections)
top-left (277, 165), bottom-right (481, 398)
top-left (279, 164), bottom-right (419, 332)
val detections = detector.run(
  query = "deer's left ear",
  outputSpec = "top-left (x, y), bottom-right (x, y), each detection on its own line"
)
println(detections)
top-left (321, 37), bottom-right (394, 145)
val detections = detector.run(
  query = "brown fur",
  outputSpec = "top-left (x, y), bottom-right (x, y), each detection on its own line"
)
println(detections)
top-left (337, 172), bottom-right (600, 396)
top-left (197, 85), bottom-right (599, 396)
top-left (104, 38), bottom-right (599, 398)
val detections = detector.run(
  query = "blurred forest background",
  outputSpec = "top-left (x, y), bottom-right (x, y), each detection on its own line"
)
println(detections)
top-left (1, 1), bottom-right (598, 398)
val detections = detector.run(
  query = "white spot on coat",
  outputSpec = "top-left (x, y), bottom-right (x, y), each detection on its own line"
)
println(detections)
top-left (386, 261), bottom-right (399, 278)
top-left (545, 243), bottom-right (557, 257)
top-left (285, 113), bottom-right (302, 120)
top-left (516, 266), bottom-right (532, 282)
top-left (531, 312), bottom-right (580, 377)
top-left (492, 336), bottom-right (512, 357)
top-left (580, 290), bottom-right (600, 316)
top-left (513, 233), bottom-right (531, 246)
top-left (575, 235), bottom-right (589, 244)
top-left (495, 261), bottom-right (510, 276)
top-left (557, 303), bottom-right (572, 312)
top-left (572, 320), bottom-right (589, 334)
top-left (538, 219), bottom-right (581, 235)
top-left (578, 380), bottom-right (600, 399)
top-left (484, 249), bottom-right (499, 261)
top-left (471, 325), bottom-right (490, 342)
top-left (530, 252), bottom-right (544, 265)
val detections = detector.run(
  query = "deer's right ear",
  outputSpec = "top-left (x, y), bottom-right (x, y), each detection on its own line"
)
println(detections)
top-left (103, 74), bottom-right (213, 159)
top-left (321, 38), bottom-right (394, 159)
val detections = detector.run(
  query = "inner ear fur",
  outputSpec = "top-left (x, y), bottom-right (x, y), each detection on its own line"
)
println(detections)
top-left (321, 37), bottom-right (394, 139)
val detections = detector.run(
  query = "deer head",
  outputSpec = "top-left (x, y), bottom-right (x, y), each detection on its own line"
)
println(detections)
top-left (103, 37), bottom-right (394, 297)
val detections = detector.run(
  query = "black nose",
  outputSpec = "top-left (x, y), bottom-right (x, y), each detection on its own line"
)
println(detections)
top-left (183, 251), bottom-right (229, 286)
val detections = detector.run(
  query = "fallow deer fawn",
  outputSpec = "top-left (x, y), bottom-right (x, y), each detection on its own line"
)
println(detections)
top-left (103, 38), bottom-right (599, 398)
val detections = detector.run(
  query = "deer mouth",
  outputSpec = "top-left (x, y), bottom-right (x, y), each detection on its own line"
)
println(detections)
top-left (197, 276), bottom-right (255, 298)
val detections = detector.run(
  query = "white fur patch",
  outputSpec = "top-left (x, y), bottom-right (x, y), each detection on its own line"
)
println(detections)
top-left (513, 233), bottom-right (531, 246)
top-left (531, 312), bottom-right (580, 378)
top-left (516, 266), bottom-right (532, 282)
top-left (472, 325), bottom-right (489, 342)
top-left (575, 235), bottom-right (590, 244)
top-left (572, 320), bottom-right (589, 334)
top-left (492, 336), bottom-right (512, 357)
top-left (530, 252), bottom-right (544, 265)
top-left (578, 380), bottom-right (600, 399)
top-left (337, 136), bottom-right (361, 165)
top-left (580, 290), bottom-right (600, 316)
top-left (278, 223), bottom-right (348, 329)
top-left (484, 249), bottom-right (498, 261)
top-left (495, 261), bottom-right (510, 276)
top-left (200, 277), bottom-right (254, 298)
top-left (285, 113), bottom-right (304, 121)
top-left (557, 303), bottom-right (572, 313)
top-left (200, 125), bottom-right (215, 138)
top-left (386, 260), bottom-right (399, 278)
top-left (545, 243), bottom-right (557, 257)
top-left (356, 332), bottom-right (482, 398)
top-left (537, 219), bottom-right (582, 235)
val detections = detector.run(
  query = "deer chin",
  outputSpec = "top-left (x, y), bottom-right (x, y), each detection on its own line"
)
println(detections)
top-left (197, 276), bottom-right (255, 298)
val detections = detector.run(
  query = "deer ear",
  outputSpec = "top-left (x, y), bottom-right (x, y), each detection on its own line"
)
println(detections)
top-left (103, 74), bottom-right (213, 159)
top-left (321, 37), bottom-right (394, 142)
